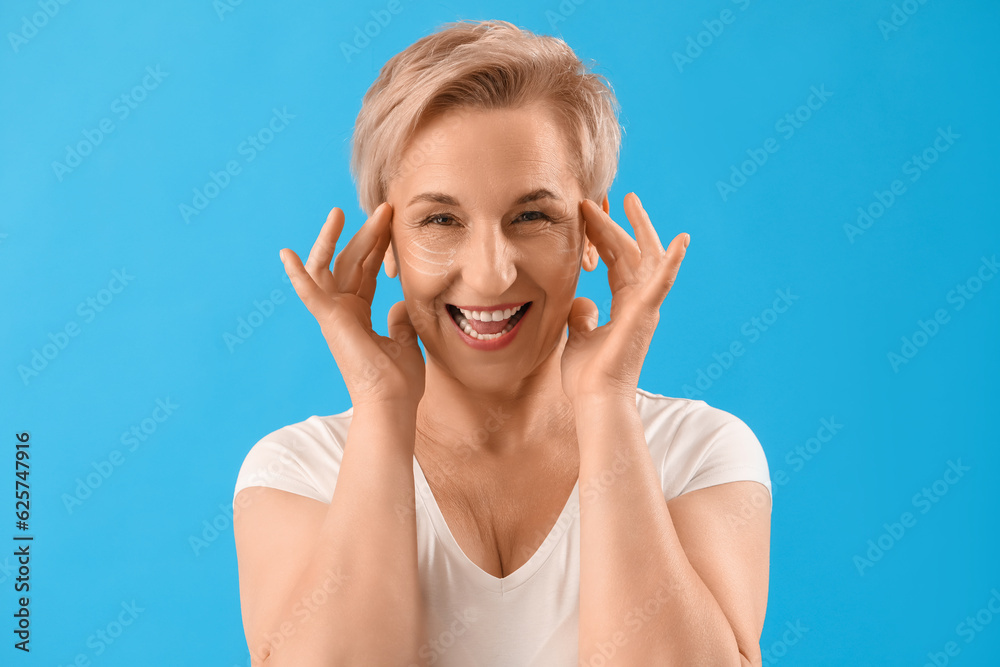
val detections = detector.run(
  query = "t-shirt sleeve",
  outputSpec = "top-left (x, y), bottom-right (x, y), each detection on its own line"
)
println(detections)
top-left (661, 400), bottom-right (772, 502)
top-left (232, 415), bottom-right (345, 507)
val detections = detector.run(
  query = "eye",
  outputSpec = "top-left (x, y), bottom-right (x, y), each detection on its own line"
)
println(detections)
top-left (515, 210), bottom-right (550, 223)
top-left (419, 213), bottom-right (456, 227)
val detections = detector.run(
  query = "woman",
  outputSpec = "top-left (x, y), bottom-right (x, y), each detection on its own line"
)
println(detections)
top-left (233, 19), bottom-right (771, 667)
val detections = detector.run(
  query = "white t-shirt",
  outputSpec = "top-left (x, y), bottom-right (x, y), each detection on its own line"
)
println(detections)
top-left (233, 387), bottom-right (771, 666)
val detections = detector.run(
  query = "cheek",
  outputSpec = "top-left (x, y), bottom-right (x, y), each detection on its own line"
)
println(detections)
top-left (529, 250), bottom-right (583, 303)
top-left (398, 235), bottom-right (461, 282)
top-left (530, 230), bottom-right (584, 283)
top-left (395, 278), bottom-right (440, 334)
top-left (390, 243), bottom-right (445, 329)
top-left (406, 300), bottom-right (441, 334)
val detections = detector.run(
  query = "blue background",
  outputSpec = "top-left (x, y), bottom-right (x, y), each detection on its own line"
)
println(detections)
top-left (2, 0), bottom-right (997, 664)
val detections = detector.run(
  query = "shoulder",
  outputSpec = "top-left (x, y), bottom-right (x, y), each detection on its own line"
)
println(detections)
top-left (233, 406), bottom-right (355, 506)
top-left (635, 387), bottom-right (771, 502)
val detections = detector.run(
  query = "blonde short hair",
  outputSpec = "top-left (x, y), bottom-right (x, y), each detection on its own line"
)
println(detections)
top-left (349, 19), bottom-right (622, 216)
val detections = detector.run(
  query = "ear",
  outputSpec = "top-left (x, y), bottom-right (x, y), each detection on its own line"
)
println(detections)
top-left (580, 193), bottom-right (609, 272)
top-left (383, 240), bottom-right (398, 279)
top-left (380, 201), bottom-right (400, 279)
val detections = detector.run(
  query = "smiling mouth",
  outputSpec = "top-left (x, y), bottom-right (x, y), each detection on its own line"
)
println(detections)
top-left (446, 302), bottom-right (532, 340)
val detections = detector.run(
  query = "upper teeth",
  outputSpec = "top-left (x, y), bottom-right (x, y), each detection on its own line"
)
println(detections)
top-left (458, 303), bottom-right (526, 322)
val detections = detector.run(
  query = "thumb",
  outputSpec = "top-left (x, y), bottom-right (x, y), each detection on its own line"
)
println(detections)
top-left (387, 301), bottom-right (421, 351)
top-left (567, 297), bottom-right (599, 336)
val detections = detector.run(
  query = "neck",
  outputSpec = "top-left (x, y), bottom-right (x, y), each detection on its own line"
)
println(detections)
top-left (414, 327), bottom-right (577, 462)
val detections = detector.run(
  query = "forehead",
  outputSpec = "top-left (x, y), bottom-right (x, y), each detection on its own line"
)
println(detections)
top-left (390, 103), bottom-right (578, 199)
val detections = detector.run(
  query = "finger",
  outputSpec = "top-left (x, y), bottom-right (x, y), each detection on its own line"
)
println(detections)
top-left (580, 199), bottom-right (639, 265)
top-left (280, 247), bottom-right (333, 322)
top-left (580, 199), bottom-right (640, 290)
top-left (333, 202), bottom-right (392, 294)
top-left (567, 296), bottom-right (599, 336)
top-left (623, 193), bottom-right (665, 257)
top-left (387, 300), bottom-right (422, 352)
top-left (623, 192), bottom-right (672, 299)
top-left (642, 231), bottom-right (689, 309)
top-left (357, 220), bottom-right (390, 304)
top-left (305, 207), bottom-right (345, 281)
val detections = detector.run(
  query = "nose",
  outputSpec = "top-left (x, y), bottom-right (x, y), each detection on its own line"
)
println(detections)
top-left (459, 220), bottom-right (517, 297)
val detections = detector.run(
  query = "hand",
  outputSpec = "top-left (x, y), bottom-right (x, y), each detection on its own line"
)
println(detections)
top-left (560, 192), bottom-right (688, 405)
top-left (280, 203), bottom-right (426, 409)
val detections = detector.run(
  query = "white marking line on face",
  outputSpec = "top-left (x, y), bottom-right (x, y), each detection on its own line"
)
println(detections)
top-left (405, 240), bottom-right (457, 278)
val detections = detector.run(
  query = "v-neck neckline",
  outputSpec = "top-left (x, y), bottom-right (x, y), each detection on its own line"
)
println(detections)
top-left (412, 453), bottom-right (580, 594)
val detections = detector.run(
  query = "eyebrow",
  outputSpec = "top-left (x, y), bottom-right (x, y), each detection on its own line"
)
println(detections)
top-left (405, 188), bottom-right (562, 209)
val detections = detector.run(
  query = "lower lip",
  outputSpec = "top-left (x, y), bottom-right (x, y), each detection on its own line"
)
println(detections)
top-left (448, 305), bottom-right (530, 351)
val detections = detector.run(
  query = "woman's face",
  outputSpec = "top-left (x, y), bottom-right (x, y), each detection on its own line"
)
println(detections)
top-left (383, 101), bottom-right (600, 393)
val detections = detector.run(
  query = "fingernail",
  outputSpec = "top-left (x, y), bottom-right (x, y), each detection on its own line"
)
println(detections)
top-left (682, 233), bottom-right (690, 249)
top-left (279, 249), bottom-right (286, 262)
